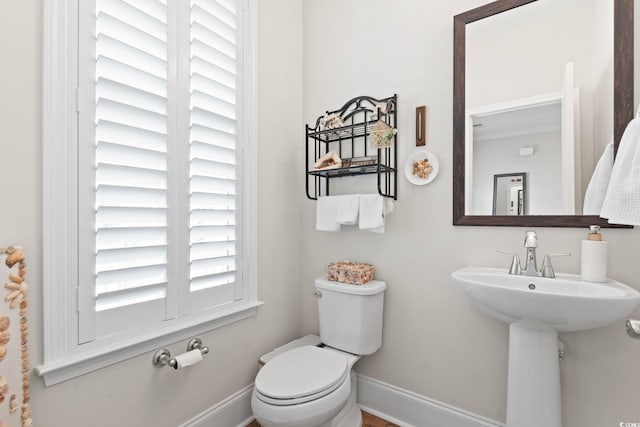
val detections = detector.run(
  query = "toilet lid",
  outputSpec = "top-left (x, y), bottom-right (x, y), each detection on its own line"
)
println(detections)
top-left (255, 346), bottom-right (348, 403)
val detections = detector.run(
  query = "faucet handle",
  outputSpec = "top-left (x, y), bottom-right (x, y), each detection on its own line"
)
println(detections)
top-left (540, 253), bottom-right (571, 278)
top-left (546, 253), bottom-right (571, 258)
top-left (496, 250), bottom-right (522, 275)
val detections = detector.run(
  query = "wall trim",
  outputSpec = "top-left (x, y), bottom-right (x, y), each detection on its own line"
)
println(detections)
top-left (356, 374), bottom-right (504, 427)
top-left (180, 384), bottom-right (255, 427)
top-left (180, 375), bottom-right (504, 427)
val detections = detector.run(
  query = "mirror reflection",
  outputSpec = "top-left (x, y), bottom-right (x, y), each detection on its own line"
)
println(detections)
top-left (493, 173), bottom-right (526, 216)
top-left (465, 0), bottom-right (613, 216)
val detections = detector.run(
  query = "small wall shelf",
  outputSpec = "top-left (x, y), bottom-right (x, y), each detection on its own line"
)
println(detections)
top-left (305, 95), bottom-right (398, 200)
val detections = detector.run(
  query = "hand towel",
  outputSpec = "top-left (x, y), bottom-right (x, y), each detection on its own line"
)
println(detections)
top-left (316, 196), bottom-right (341, 232)
top-left (336, 195), bottom-right (361, 225)
top-left (600, 118), bottom-right (640, 225)
top-left (359, 194), bottom-right (385, 233)
top-left (583, 142), bottom-right (613, 215)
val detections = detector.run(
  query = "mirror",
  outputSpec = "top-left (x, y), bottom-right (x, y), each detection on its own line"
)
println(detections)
top-left (453, 0), bottom-right (634, 227)
top-left (493, 173), bottom-right (526, 216)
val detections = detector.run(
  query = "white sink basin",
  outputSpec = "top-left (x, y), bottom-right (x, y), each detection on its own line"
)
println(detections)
top-left (452, 266), bottom-right (640, 427)
top-left (452, 266), bottom-right (640, 332)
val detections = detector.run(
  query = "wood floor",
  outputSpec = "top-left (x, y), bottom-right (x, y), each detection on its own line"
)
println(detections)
top-left (246, 411), bottom-right (398, 427)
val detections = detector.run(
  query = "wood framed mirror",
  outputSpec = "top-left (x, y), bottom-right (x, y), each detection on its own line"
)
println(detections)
top-left (453, 0), bottom-right (633, 227)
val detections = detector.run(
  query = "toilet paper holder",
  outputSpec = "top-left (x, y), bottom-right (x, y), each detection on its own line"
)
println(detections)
top-left (153, 338), bottom-right (210, 368)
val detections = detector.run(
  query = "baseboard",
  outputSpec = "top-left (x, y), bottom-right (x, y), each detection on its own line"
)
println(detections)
top-left (180, 375), bottom-right (505, 427)
top-left (179, 384), bottom-right (255, 427)
top-left (356, 374), bottom-right (505, 427)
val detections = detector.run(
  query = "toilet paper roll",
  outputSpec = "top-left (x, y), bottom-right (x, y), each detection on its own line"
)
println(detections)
top-left (173, 349), bottom-right (203, 370)
top-left (581, 240), bottom-right (608, 283)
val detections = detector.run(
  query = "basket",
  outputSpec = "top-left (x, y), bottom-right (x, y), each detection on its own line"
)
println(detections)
top-left (325, 261), bottom-right (374, 285)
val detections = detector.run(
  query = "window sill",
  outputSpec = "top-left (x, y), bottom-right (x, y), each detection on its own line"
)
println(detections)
top-left (35, 301), bottom-right (263, 386)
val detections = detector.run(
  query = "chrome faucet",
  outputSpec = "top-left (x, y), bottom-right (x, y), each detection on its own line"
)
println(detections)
top-left (523, 231), bottom-right (538, 276)
top-left (498, 231), bottom-right (570, 278)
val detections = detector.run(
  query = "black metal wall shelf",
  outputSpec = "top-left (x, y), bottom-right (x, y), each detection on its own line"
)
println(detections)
top-left (306, 95), bottom-right (398, 200)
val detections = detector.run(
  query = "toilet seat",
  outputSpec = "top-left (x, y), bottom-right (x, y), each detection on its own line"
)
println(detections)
top-left (254, 346), bottom-right (349, 406)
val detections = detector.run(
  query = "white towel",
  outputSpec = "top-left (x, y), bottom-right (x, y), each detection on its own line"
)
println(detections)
top-left (335, 195), bottom-right (361, 225)
top-left (316, 196), bottom-right (341, 232)
top-left (359, 194), bottom-right (385, 233)
top-left (600, 118), bottom-right (640, 225)
top-left (583, 142), bottom-right (613, 215)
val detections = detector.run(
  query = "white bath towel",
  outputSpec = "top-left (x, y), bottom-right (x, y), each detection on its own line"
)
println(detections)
top-left (583, 142), bottom-right (613, 215)
top-left (359, 194), bottom-right (385, 233)
top-left (316, 196), bottom-right (341, 232)
top-left (600, 118), bottom-right (640, 225)
top-left (335, 194), bottom-right (361, 225)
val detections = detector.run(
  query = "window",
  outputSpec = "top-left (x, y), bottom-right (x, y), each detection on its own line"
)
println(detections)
top-left (39, 0), bottom-right (258, 385)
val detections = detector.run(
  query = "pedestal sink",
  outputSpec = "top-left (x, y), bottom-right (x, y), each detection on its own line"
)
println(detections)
top-left (451, 266), bottom-right (640, 427)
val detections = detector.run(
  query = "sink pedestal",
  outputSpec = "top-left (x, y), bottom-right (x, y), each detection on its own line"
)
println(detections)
top-left (506, 321), bottom-right (561, 427)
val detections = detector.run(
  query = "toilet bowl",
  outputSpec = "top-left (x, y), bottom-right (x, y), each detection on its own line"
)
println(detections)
top-left (251, 278), bottom-right (386, 427)
top-left (251, 346), bottom-right (361, 427)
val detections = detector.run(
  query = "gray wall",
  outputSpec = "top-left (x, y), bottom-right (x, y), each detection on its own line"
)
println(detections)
top-left (301, 1), bottom-right (640, 426)
top-left (472, 131), bottom-right (563, 215)
top-left (0, 1), bottom-right (304, 426)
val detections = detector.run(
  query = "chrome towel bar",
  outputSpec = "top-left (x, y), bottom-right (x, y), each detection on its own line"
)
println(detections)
top-left (626, 320), bottom-right (640, 339)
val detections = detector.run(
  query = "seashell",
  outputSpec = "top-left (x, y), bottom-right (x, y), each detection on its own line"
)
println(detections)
top-left (20, 324), bottom-right (27, 332)
top-left (0, 331), bottom-right (9, 345)
top-left (9, 395), bottom-right (17, 413)
top-left (5, 290), bottom-right (20, 301)
top-left (19, 267), bottom-right (26, 276)
top-left (22, 374), bottom-right (28, 383)
top-left (5, 283), bottom-right (20, 291)
top-left (24, 418), bottom-right (34, 426)
top-left (5, 250), bottom-right (24, 268)
top-left (0, 346), bottom-right (6, 361)
top-left (20, 300), bottom-right (27, 309)
top-left (9, 274), bottom-right (23, 284)
top-left (10, 297), bottom-right (21, 309)
top-left (0, 317), bottom-right (9, 331)
top-left (314, 151), bottom-right (343, 170)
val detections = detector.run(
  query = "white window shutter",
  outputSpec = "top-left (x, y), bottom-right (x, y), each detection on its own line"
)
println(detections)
top-left (79, 0), bottom-right (170, 342)
top-left (76, 0), bottom-right (244, 344)
top-left (189, 0), bottom-right (241, 312)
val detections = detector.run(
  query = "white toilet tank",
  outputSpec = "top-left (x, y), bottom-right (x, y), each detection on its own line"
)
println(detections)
top-left (314, 277), bottom-right (386, 355)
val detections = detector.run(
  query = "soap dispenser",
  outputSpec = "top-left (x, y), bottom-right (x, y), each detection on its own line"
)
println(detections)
top-left (581, 225), bottom-right (608, 282)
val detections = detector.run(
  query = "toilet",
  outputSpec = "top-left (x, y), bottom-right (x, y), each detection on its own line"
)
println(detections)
top-left (251, 277), bottom-right (386, 427)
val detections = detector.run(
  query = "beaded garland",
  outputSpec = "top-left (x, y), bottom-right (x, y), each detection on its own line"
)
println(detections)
top-left (0, 247), bottom-right (32, 427)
